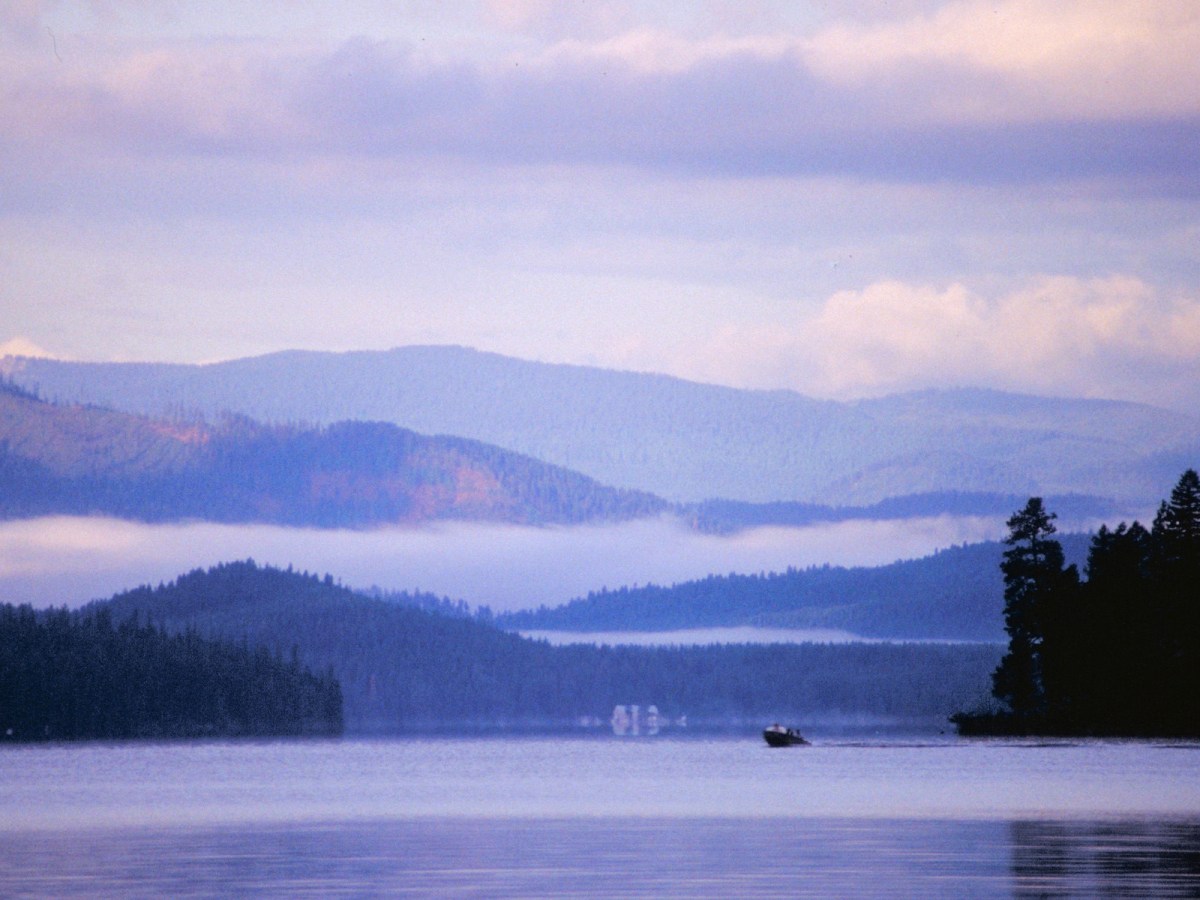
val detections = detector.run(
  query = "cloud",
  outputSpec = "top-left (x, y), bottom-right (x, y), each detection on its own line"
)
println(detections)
top-left (0, 514), bottom-right (1005, 612)
top-left (4, 2), bottom-right (1198, 186)
top-left (803, 0), bottom-right (1200, 121)
top-left (1, 1), bottom-right (1195, 414)
top-left (676, 276), bottom-right (1200, 405)
top-left (540, 28), bottom-right (799, 75)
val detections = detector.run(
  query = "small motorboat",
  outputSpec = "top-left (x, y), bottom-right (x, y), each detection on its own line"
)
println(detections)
top-left (763, 723), bottom-right (809, 747)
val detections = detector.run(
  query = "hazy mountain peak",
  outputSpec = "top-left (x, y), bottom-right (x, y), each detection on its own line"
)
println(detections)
top-left (4, 346), bottom-right (1196, 506)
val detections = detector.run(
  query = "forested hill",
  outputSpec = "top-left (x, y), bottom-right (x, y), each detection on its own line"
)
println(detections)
top-left (0, 603), bottom-right (342, 741)
top-left (4, 379), bottom-right (1105, 531)
top-left (0, 381), bottom-right (665, 527)
top-left (5, 346), bottom-right (1195, 506)
top-left (499, 534), bottom-right (1093, 641)
top-left (93, 561), bottom-right (1001, 732)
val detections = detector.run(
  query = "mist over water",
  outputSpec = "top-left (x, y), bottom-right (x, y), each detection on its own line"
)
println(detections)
top-left (0, 514), bottom-right (1007, 612)
top-left (520, 626), bottom-right (1004, 646)
top-left (523, 626), bottom-right (874, 646)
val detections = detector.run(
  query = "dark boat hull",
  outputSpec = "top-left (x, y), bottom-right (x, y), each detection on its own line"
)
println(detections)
top-left (763, 728), bottom-right (809, 747)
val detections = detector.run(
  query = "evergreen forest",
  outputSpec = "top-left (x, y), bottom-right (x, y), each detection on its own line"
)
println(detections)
top-left (93, 561), bottom-right (1001, 732)
top-left (0, 604), bottom-right (343, 741)
top-left (499, 536), bottom-right (1090, 641)
top-left (954, 469), bottom-right (1200, 736)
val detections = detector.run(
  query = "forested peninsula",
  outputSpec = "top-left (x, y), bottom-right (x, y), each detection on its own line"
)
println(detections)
top-left (499, 536), bottom-right (1090, 641)
top-left (0, 604), bottom-right (343, 741)
top-left (14, 466), bottom-right (1194, 742)
top-left (2, 561), bottom-right (1000, 742)
top-left (954, 469), bottom-right (1200, 737)
top-left (88, 561), bottom-right (999, 732)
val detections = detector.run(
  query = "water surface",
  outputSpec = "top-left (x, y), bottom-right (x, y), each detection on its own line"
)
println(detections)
top-left (3, 735), bottom-right (1198, 897)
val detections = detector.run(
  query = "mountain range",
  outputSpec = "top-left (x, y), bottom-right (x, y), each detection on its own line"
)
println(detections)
top-left (0, 367), bottom-right (1090, 640)
top-left (4, 346), bottom-right (1195, 507)
top-left (90, 560), bottom-right (1002, 731)
top-left (0, 379), bottom-right (1128, 531)
top-left (0, 381), bottom-right (663, 527)
top-left (499, 533), bottom-right (1093, 642)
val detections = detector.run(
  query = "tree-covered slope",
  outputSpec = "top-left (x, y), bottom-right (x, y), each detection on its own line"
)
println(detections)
top-left (93, 561), bottom-right (1001, 731)
top-left (0, 603), bottom-right (342, 741)
top-left (500, 535), bottom-right (1092, 641)
top-left (4, 347), bottom-right (1195, 505)
top-left (0, 382), bottom-right (666, 526)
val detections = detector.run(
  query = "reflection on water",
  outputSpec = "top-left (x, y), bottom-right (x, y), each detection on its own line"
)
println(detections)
top-left (2, 817), bottom-right (1198, 898)
top-left (1010, 820), bottom-right (1200, 899)
top-left (3, 737), bottom-right (1199, 896)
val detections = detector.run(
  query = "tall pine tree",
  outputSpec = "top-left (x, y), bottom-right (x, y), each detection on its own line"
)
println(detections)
top-left (992, 498), bottom-right (1077, 725)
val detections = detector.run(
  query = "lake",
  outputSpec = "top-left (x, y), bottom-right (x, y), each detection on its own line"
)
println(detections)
top-left (2, 734), bottom-right (1199, 897)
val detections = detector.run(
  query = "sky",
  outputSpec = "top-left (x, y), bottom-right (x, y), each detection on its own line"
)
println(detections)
top-left (2, 0), bottom-right (1199, 410)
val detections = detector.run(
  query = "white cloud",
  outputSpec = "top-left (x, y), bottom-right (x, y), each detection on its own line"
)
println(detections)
top-left (0, 2), bottom-right (1195, 413)
top-left (803, 0), bottom-right (1200, 121)
top-left (660, 276), bottom-right (1200, 406)
top-left (7, 0), bottom-right (1198, 170)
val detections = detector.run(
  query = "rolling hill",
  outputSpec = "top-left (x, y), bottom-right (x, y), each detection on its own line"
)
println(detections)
top-left (0, 381), bottom-right (665, 526)
top-left (4, 346), bottom-right (1195, 506)
top-left (2, 378), bottom-right (1124, 531)
top-left (92, 560), bottom-right (1003, 731)
top-left (498, 533), bottom-right (1093, 642)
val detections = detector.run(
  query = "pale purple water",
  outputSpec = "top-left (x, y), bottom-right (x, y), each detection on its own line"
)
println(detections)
top-left (2, 735), bottom-right (1198, 896)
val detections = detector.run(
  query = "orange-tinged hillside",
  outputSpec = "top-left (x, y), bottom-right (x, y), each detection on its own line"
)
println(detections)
top-left (0, 382), bottom-right (666, 527)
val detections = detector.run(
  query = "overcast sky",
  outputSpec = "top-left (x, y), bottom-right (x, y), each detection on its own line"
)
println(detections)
top-left (2, 1), bottom-right (1198, 410)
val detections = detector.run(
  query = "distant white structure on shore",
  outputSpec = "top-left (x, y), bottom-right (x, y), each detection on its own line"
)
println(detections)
top-left (611, 704), bottom-right (677, 736)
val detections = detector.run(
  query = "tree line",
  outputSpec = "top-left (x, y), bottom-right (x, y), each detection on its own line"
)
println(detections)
top-left (499, 538), bottom-right (1090, 642)
top-left (0, 603), bottom-right (343, 741)
top-left (97, 561), bottom-right (1000, 732)
top-left (954, 469), bottom-right (1200, 736)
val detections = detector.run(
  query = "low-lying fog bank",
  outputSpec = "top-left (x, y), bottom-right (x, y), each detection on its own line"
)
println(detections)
top-left (0, 514), bottom-right (1010, 612)
top-left (519, 627), bottom-right (1002, 647)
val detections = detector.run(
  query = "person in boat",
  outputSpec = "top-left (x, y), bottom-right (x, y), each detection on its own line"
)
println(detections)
top-left (763, 722), bottom-right (808, 745)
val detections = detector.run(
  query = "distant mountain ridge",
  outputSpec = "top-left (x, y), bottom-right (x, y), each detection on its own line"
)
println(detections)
top-left (0, 382), bottom-right (665, 526)
top-left (0, 380), bottom-right (1119, 530)
top-left (4, 347), bottom-right (1195, 506)
top-left (92, 560), bottom-right (1002, 731)
top-left (498, 534), bottom-right (1092, 642)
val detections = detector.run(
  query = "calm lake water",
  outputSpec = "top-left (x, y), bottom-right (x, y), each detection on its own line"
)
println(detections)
top-left (2, 734), bottom-right (1199, 897)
